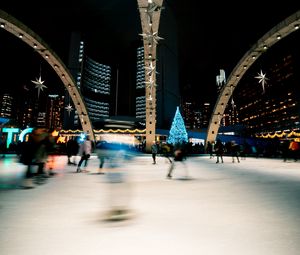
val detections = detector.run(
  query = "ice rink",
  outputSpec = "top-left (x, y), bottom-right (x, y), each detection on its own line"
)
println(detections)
top-left (1, 154), bottom-right (300, 255)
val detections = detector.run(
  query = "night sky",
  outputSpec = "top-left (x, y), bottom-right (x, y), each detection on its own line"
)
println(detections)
top-left (0, 1), bottom-right (300, 106)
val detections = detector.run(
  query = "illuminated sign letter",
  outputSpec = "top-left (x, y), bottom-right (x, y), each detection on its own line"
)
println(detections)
top-left (19, 128), bottom-right (34, 142)
top-left (2, 127), bottom-right (20, 148)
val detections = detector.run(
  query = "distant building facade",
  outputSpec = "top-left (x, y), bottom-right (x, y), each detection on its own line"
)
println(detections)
top-left (66, 32), bottom-right (112, 129)
top-left (46, 95), bottom-right (64, 130)
top-left (66, 6), bottom-right (180, 133)
top-left (80, 56), bottom-right (111, 122)
top-left (135, 46), bottom-right (146, 121)
top-left (181, 100), bottom-right (211, 130)
top-left (223, 31), bottom-right (300, 136)
top-left (0, 93), bottom-right (13, 118)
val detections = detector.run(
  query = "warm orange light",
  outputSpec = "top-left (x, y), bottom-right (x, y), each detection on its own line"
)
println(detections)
top-left (57, 136), bottom-right (66, 143)
top-left (52, 130), bottom-right (59, 137)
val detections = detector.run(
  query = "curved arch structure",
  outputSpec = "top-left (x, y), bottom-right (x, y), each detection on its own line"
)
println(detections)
top-left (0, 9), bottom-right (95, 141)
top-left (137, 0), bottom-right (164, 152)
top-left (206, 10), bottom-right (300, 144)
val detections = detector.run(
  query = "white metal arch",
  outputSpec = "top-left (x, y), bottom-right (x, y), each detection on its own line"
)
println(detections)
top-left (0, 9), bottom-right (95, 141)
top-left (137, 0), bottom-right (164, 152)
top-left (206, 10), bottom-right (300, 144)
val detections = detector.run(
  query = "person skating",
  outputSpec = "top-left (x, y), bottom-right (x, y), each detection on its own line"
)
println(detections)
top-left (151, 141), bottom-right (158, 164)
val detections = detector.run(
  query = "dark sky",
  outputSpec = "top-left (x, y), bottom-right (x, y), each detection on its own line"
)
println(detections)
top-left (0, 1), bottom-right (300, 105)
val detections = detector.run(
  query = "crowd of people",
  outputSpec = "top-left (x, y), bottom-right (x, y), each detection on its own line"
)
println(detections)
top-left (18, 128), bottom-right (56, 188)
top-left (1, 131), bottom-right (299, 221)
top-left (1, 129), bottom-right (300, 190)
top-left (206, 138), bottom-right (300, 162)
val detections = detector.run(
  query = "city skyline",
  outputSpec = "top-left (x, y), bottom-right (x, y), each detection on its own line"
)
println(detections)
top-left (0, 1), bottom-right (300, 108)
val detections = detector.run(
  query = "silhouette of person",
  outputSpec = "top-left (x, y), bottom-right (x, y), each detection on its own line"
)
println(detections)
top-left (151, 141), bottom-right (158, 164)
top-left (206, 141), bottom-right (214, 159)
top-left (215, 139), bottom-right (224, 163)
top-left (95, 141), bottom-right (108, 174)
top-left (166, 147), bottom-right (188, 179)
top-left (77, 136), bottom-right (92, 172)
top-left (66, 137), bottom-right (79, 165)
top-left (231, 140), bottom-right (240, 163)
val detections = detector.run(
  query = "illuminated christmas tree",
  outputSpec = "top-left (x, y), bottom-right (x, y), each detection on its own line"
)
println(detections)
top-left (167, 106), bottom-right (188, 145)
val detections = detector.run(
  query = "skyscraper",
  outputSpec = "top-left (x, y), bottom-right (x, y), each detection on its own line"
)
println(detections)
top-left (65, 3), bottom-right (181, 135)
top-left (0, 93), bottom-right (13, 118)
top-left (135, 46), bottom-right (146, 121)
top-left (66, 32), bottom-right (112, 129)
top-left (80, 56), bottom-right (111, 122)
top-left (46, 95), bottom-right (64, 130)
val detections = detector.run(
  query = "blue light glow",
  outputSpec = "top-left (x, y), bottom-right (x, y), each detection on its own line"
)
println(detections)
top-left (2, 128), bottom-right (20, 148)
top-left (79, 133), bottom-right (86, 142)
top-left (19, 128), bottom-right (34, 142)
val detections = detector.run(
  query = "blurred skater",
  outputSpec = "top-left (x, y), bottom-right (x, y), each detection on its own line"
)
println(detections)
top-left (231, 140), bottom-right (240, 163)
top-left (101, 136), bottom-right (137, 221)
top-left (215, 139), bottom-right (224, 163)
top-left (95, 141), bottom-right (109, 174)
top-left (66, 137), bottom-right (79, 165)
top-left (166, 148), bottom-right (189, 179)
top-left (77, 136), bottom-right (92, 173)
top-left (151, 141), bottom-right (158, 164)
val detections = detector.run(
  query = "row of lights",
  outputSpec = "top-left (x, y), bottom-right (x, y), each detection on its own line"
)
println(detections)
top-left (1, 19), bottom-right (92, 134)
top-left (215, 22), bottom-right (300, 127)
top-left (230, 23), bottom-right (300, 83)
top-left (0, 21), bottom-right (69, 81)
top-left (0, 21), bottom-right (87, 123)
top-left (266, 24), bottom-right (299, 48)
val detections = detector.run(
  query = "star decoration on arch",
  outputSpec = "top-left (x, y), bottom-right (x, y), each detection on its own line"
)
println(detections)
top-left (146, 1), bottom-right (163, 14)
top-left (140, 1), bottom-right (163, 23)
top-left (31, 76), bottom-right (47, 98)
top-left (145, 62), bottom-right (156, 76)
top-left (139, 31), bottom-right (163, 45)
top-left (255, 70), bottom-right (268, 93)
top-left (65, 104), bottom-right (73, 116)
top-left (145, 79), bottom-right (157, 89)
top-left (145, 1), bottom-right (164, 24)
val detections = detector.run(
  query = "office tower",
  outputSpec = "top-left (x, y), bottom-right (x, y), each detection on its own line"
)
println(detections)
top-left (181, 101), bottom-right (193, 129)
top-left (66, 32), bottom-right (112, 129)
top-left (20, 99), bottom-right (34, 128)
top-left (46, 95), bottom-right (64, 130)
top-left (36, 112), bottom-right (46, 127)
top-left (198, 102), bottom-right (211, 129)
top-left (0, 93), bottom-right (13, 118)
top-left (135, 46), bottom-right (146, 121)
top-left (224, 31), bottom-right (300, 136)
top-left (80, 56), bottom-right (111, 122)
